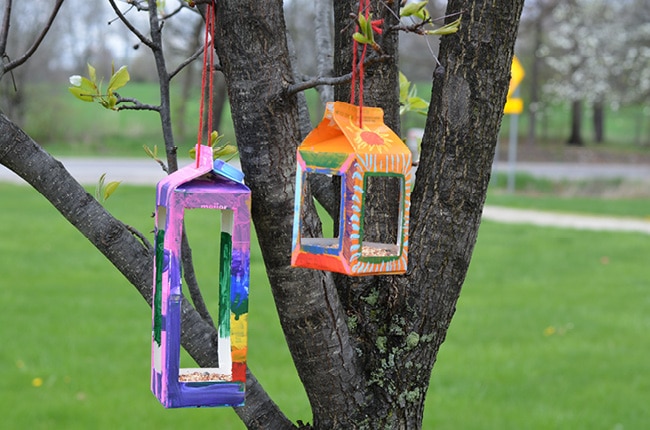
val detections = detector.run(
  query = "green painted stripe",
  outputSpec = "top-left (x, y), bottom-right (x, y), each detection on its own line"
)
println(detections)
top-left (300, 150), bottom-right (348, 168)
top-left (153, 229), bottom-right (165, 346)
top-left (218, 232), bottom-right (232, 338)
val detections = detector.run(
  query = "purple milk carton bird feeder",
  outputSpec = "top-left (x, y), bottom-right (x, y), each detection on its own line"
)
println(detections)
top-left (151, 144), bottom-right (251, 408)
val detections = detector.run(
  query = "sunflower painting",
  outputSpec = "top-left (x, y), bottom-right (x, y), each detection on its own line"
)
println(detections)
top-left (292, 102), bottom-right (413, 276)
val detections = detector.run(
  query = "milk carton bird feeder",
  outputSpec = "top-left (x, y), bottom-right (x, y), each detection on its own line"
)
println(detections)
top-left (292, 101), bottom-right (413, 276)
top-left (151, 144), bottom-right (251, 408)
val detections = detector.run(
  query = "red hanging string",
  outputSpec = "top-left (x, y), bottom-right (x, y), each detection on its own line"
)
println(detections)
top-left (206, 5), bottom-right (216, 143)
top-left (196, 2), bottom-right (216, 166)
top-left (351, 0), bottom-right (370, 127)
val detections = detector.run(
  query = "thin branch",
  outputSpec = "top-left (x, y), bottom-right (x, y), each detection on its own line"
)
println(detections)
top-left (162, 3), bottom-right (186, 20)
top-left (144, 0), bottom-right (177, 172)
top-left (152, 157), bottom-right (168, 174)
top-left (285, 54), bottom-right (392, 96)
top-left (108, 0), bottom-right (156, 50)
top-left (169, 44), bottom-right (204, 81)
top-left (389, 10), bottom-right (465, 35)
top-left (0, 0), bottom-right (65, 75)
top-left (126, 224), bottom-right (153, 252)
top-left (0, 0), bottom-right (12, 57)
top-left (390, 21), bottom-right (429, 35)
top-left (124, 0), bottom-right (149, 12)
top-left (314, 0), bottom-right (334, 104)
top-left (288, 73), bottom-right (352, 96)
top-left (116, 95), bottom-right (161, 112)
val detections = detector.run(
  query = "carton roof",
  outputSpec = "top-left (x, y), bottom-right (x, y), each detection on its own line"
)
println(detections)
top-left (299, 102), bottom-right (411, 157)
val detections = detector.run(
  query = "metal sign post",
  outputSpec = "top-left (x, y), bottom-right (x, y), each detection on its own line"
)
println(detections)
top-left (503, 56), bottom-right (525, 193)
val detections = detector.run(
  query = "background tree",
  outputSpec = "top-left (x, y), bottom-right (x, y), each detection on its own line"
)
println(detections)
top-left (0, 0), bottom-right (524, 428)
top-left (0, 0), bottom-right (64, 122)
top-left (539, 0), bottom-right (649, 145)
top-left (515, 0), bottom-right (560, 146)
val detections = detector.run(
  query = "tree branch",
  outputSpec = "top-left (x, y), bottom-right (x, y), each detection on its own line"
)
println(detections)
top-left (285, 54), bottom-right (391, 96)
top-left (0, 0), bottom-right (65, 77)
top-left (314, 0), bottom-right (334, 104)
top-left (116, 95), bottom-right (161, 112)
top-left (169, 44), bottom-right (204, 81)
top-left (162, 2), bottom-right (188, 20)
top-left (144, 0), bottom-right (178, 173)
top-left (108, 0), bottom-right (156, 51)
top-left (0, 0), bottom-right (12, 58)
top-left (0, 110), bottom-right (293, 429)
top-left (126, 224), bottom-right (153, 252)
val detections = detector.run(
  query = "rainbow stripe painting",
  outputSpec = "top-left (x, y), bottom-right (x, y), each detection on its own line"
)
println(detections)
top-left (292, 102), bottom-right (413, 276)
top-left (151, 145), bottom-right (250, 408)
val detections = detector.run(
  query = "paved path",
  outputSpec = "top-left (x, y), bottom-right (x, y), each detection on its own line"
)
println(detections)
top-left (482, 206), bottom-right (650, 235)
top-left (2, 158), bottom-right (649, 234)
top-left (493, 162), bottom-right (650, 182)
top-left (0, 157), bottom-right (172, 186)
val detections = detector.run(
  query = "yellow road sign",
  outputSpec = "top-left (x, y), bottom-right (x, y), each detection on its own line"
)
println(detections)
top-left (504, 55), bottom-right (525, 114)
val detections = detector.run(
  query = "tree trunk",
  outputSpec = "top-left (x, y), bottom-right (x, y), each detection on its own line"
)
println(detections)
top-left (216, 0), bottom-right (523, 427)
top-left (567, 99), bottom-right (584, 146)
top-left (593, 100), bottom-right (604, 143)
top-left (214, 2), bottom-right (367, 428)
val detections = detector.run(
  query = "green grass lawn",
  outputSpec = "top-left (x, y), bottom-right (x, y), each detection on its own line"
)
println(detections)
top-left (1, 183), bottom-right (649, 429)
top-left (486, 173), bottom-right (650, 219)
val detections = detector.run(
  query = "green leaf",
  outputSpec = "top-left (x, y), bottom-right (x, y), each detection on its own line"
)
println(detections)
top-left (108, 66), bottom-right (130, 93)
top-left (210, 130), bottom-right (226, 147)
top-left (68, 86), bottom-right (95, 102)
top-left (143, 144), bottom-right (158, 159)
top-left (399, 71), bottom-right (429, 116)
top-left (95, 173), bottom-right (106, 201)
top-left (107, 94), bottom-right (118, 110)
top-left (362, 14), bottom-right (374, 39)
top-left (353, 33), bottom-right (372, 45)
top-left (415, 7), bottom-right (430, 21)
top-left (87, 64), bottom-right (97, 84)
top-left (213, 144), bottom-right (238, 161)
top-left (426, 17), bottom-right (461, 36)
top-left (408, 97), bottom-right (429, 110)
top-left (399, 72), bottom-right (410, 101)
top-left (401, 1), bottom-right (428, 17)
top-left (103, 181), bottom-right (121, 200)
top-left (358, 14), bottom-right (367, 31)
top-left (69, 75), bottom-right (99, 102)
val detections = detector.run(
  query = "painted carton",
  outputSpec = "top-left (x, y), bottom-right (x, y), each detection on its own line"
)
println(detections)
top-left (151, 145), bottom-right (250, 407)
top-left (292, 102), bottom-right (412, 276)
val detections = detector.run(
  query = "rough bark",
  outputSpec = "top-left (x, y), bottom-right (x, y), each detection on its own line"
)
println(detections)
top-left (214, 2), bottom-right (366, 428)
top-left (214, 0), bottom-right (523, 428)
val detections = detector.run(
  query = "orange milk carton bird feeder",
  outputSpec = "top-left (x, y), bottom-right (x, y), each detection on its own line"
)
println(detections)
top-left (291, 101), bottom-right (413, 276)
